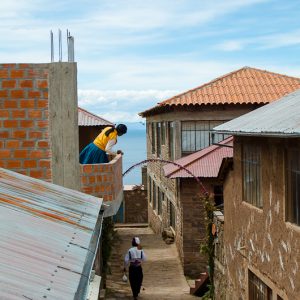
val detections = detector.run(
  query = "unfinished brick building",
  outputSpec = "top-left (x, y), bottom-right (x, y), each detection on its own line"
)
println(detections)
top-left (139, 67), bottom-right (300, 277)
top-left (0, 62), bottom-right (123, 215)
top-left (214, 89), bottom-right (300, 300)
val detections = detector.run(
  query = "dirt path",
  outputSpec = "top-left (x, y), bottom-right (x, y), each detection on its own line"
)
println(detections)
top-left (105, 226), bottom-right (197, 300)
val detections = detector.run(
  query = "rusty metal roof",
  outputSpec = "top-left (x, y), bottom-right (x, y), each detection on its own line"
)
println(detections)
top-left (78, 107), bottom-right (114, 126)
top-left (140, 67), bottom-right (300, 116)
top-left (0, 168), bottom-right (103, 299)
top-left (163, 137), bottom-right (233, 179)
top-left (214, 88), bottom-right (300, 137)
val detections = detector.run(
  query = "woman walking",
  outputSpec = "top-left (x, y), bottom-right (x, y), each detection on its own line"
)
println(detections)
top-left (124, 237), bottom-right (146, 300)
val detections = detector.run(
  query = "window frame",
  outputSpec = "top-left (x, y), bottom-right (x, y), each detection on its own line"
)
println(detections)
top-left (148, 176), bottom-right (152, 205)
top-left (153, 182), bottom-right (157, 211)
top-left (169, 201), bottom-right (175, 229)
top-left (242, 143), bottom-right (262, 208)
top-left (157, 122), bottom-right (161, 157)
top-left (161, 121), bottom-right (166, 145)
top-left (157, 188), bottom-right (163, 216)
top-left (181, 120), bottom-right (228, 153)
top-left (168, 121), bottom-right (175, 160)
top-left (151, 122), bottom-right (156, 154)
top-left (248, 270), bottom-right (272, 300)
top-left (285, 148), bottom-right (300, 225)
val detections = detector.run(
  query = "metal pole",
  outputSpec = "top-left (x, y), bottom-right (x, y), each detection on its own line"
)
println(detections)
top-left (58, 29), bottom-right (62, 62)
top-left (50, 30), bottom-right (54, 62)
top-left (67, 29), bottom-right (75, 62)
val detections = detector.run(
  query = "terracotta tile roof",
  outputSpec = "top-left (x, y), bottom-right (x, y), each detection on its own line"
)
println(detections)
top-left (78, 107), bottom-right (114, 126)
top-left (140, 67), bottom-right (300, 116)
top-left (163, 136), bottom-right (233, 179)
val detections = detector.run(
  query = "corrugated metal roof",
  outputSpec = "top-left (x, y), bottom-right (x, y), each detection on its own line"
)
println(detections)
top-left (139, 67), bottom-right (300, 116)
top-left (214, 88), bottom-right (300, 137)
top-left (163, 137), bottom-right (233, 179)
top-left (0, 168), bottom-right (103, 299)
top-left (78, 107), bottom-right (114, 126)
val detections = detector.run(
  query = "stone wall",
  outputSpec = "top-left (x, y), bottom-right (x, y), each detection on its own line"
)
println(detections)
top-left (180, 178), bottom-right (213, 277)
top-left (223, 136), bottom-right (300, 300)
top-left (124, 185), bottom-right (148, 223)
top-left (145, 107), bottom-right (258, 278)
top-left (146, 107), bottom-right (256, 237)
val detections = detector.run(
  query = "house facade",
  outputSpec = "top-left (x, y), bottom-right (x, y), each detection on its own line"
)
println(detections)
top-left (214, 89), bottom-right (300, 300)
top-left (139, 67), bottom-right (300, 277)
top-left (163, 137), bottom-right (233, 277)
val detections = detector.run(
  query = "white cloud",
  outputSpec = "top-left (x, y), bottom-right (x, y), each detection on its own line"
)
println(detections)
top-left (78, 89), bottom-right (179, 122)
top-left (259, 30), bottom-right (300, 49)
top-left (78, 57), bottom-right (237, 90)
top-left (216, 40), bottom-right (246, 51)
top-left (216, 29), bottom-right (300, 53)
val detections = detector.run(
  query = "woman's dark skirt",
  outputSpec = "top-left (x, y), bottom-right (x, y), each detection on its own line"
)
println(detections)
top-left (79, 143), bottom-right (108, 164)
top-left (129, 265), bottom-right (143, 298)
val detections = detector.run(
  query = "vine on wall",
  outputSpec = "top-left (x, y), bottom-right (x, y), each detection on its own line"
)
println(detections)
top-left (200, 195), bottom-right (215, 300)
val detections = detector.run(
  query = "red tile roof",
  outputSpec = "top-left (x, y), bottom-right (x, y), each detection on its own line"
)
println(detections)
top-left (140, 67), bottom-right (300, 116)
top-left (163, 136), bottom-right (233, 179)
top-left (78, 107), bottom-right (114, 126)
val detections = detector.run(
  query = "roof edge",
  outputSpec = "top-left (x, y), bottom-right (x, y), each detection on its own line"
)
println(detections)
top-left (163, 136), bottom-right (233, 178)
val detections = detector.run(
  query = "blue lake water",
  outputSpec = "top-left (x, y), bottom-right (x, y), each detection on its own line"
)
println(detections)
top-left (117, 125), bottom-right (146, 185)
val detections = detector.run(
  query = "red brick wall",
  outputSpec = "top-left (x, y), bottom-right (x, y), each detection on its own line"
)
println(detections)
top-left (80, 155), bottom-right (123, 202)
top-left (0, 64), bottom-right (51, 181)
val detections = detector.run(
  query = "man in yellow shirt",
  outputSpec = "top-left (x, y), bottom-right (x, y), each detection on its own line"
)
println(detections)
top-left (79, 124), bottom-right (127, 164)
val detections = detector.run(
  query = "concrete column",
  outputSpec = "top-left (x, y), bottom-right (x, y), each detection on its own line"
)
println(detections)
top-left (48, 62), bottom-right (80, 190)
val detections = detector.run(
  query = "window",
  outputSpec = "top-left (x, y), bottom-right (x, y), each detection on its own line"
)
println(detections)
top-left (214, 185), bottom-right (223, 208)
top-left (157, 122), bottom-right (161, 157)
top-left (169, 122), bottom-right (175, 160)
top-left (148, 176), bottom-right (152, 204)
top-left (243, 144), bottom-right (262, 208)
top-left (151, 123), bottom-right (156, 154)
top-left (157, 188), bottom-right (163, 215)
top-left (286, 149), bottom-right (300, 225)
top-left (248, 271), bottom-right (272, 300)
top-left (153, 182), bottom-right (157, 211)
top-left (181, 120), bottom-right (226, 153)
top-left (161, 122), bottom-right (166, 145)
top-left (169, 201), bottom-right (175, 229)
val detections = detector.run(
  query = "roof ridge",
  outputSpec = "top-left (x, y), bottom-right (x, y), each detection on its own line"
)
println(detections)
top-left (158, 66), bottom-right (300, 106)
top-left (245, 66), bottom-right (300, 82)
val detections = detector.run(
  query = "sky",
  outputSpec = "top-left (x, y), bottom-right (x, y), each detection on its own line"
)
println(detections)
top-left (1, 0), bottom-right (300, 123)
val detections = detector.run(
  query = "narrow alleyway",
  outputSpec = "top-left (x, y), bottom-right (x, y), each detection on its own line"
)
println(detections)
top-left (105, 226), bottom-right (198, 300)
